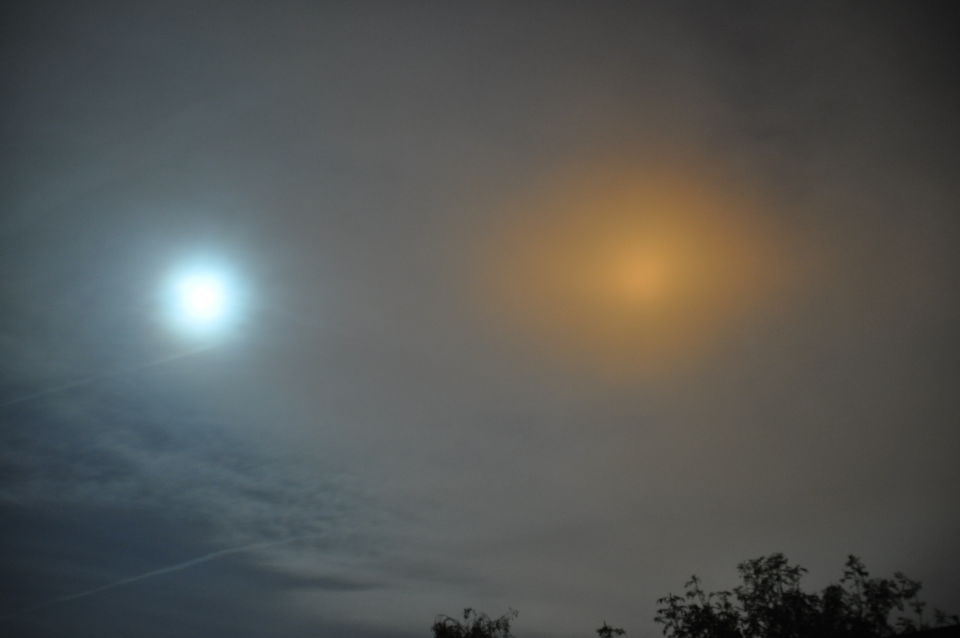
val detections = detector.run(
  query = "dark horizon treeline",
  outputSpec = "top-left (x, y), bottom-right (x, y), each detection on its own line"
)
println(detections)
top-left (431, 554), bottom-right (960, 638)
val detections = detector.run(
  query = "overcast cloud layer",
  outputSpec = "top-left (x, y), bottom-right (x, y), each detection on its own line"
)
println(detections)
top-left (2, 2), bottom-right (959, 637)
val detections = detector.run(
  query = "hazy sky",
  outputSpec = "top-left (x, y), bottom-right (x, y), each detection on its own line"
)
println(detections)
top-left (2, 2), bottom-right (958, 636)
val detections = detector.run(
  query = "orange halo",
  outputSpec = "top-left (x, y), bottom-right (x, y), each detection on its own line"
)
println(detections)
top-left (471, 159), bottom-right (794, 378)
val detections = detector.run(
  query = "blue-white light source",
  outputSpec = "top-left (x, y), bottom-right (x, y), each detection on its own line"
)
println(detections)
top-left (165, 264), bottom-right (241, 337)
top-left (176, 274), bottom-right (228, 323)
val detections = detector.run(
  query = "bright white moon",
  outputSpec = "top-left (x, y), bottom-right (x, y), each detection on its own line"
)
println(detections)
top-left (176, 274), bottom-right (228, 323)
top-left (165, 266), bottom-right (240, 337)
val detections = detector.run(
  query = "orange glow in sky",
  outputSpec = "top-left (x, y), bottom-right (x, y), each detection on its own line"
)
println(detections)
top-left (475, 159), bottom-right (793, 377)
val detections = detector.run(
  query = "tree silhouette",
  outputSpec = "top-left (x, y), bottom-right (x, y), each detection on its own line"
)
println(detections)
top-left (655, 553), bottom-right (959, 638)
top-left (597, 620), bottom-right (627, 637)
top-left (431, 608), bottom-right (518, 638)
top-left (431, 555), bottom-right (956, 637)
top-left (430, 609), bottom-right (627, 638)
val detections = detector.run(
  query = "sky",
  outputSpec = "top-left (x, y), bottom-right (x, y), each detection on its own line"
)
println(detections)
top-left (2, 2), bottom-right (959, 636)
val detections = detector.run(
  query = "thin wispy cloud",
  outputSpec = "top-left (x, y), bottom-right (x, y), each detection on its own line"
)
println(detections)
top-left (2, 535), bottom-right (318, 621)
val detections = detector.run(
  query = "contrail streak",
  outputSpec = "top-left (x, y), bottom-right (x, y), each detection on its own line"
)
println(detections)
top-left (0, 345), bottom-right (217, 409)
top-left (2, 535), bottom-right (315, 620)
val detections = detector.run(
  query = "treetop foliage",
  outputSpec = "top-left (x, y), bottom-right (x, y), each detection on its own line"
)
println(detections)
top-left (655, 553), bottom-right (958, 638)
top-left (431, 554), bottom-right (957, 637)
top-left (431, 608), bottom-right (518, 638)
top-left (597, 621), bottom-right (627, 637)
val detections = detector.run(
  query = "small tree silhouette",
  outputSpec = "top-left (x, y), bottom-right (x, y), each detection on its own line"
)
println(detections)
top-left (431, 608), bottom-right (518, 638)
top-left (596, 620), bottom-right (627, 637)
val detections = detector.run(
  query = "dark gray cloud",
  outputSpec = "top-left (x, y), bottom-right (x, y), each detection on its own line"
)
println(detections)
top-left (2, 1), bottom-right (958, 636)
